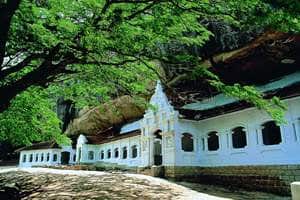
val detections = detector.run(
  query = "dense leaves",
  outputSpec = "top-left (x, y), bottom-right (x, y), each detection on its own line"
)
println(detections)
top-left (0, 0), bottom-right (299, 145)
top-left (0, 88), bottom-right (70, 146)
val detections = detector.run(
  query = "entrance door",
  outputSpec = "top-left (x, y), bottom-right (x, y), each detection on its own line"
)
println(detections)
top-left (153, 130), bottom-right (162, 165)
top-left (61, 151), bottom-right (70, 165)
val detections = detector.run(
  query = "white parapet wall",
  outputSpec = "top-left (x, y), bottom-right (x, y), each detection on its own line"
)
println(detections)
top-left (19, 146), bottom-right (76, 167)
top-left (291, 182), bottom-right (300, 200)
top-left (79, 135), bottom-right (141, 167)
top-left (174, 96), bottom-right (300, 167)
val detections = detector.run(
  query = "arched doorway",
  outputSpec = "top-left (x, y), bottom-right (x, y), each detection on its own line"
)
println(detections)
top-left (153, 130), bottom-right (162, 165)
top-left (61, 151), bottom-right (70, 165)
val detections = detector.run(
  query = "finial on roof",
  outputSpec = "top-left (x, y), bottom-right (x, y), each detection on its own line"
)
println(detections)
top-left (155, 80), bottom-right (162, 92)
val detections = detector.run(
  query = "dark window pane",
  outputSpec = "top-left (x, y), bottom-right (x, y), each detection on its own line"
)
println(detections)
top-left (88, 151), bottom-right (94, 160)
top-left (53, 154), bottom-right (57, 162)
top-left (132, 145), bottom-right (138, 158)
top-left (208, 131), bottom-right (219, 151)
top-left (262, 121), bottom-right (282, 145)
top-left (114, 148), bottom-right (119, 158)
top-left (122, 147), bottom-right (127, 159)
top-left (107, 150), bottom-right (111, 159)
top-left (181, 133), bottom-right (194, 152)
top-left (232, 127), bottom-right (247, 148)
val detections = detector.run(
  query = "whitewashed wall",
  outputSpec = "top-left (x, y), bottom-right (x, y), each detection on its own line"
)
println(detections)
top-left (140, 81), bottom-right (178, 167)
top-left (174, 96), bottom-right (300, 166)
top-left (78, 135), bottom-right (141, 167)
top-left (19, 146), bottom-right (75, 167)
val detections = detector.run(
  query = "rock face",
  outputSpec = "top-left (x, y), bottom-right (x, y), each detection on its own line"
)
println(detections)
top-left (0, 169), bottom-right (291, 200)
top-left (56, 97), bottom-right (78, 132)
top-left (65, 95), bottom-right (146, 136)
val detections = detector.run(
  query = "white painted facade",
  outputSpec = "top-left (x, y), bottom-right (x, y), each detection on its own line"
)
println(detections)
top-left (174, 96), bottom-right (300, 167)
top-left (76, 135), bottom-right (141, 167)
top-left (19, 146), bottom-right (76, 167)
top-left (19, 81), bottom-right (300, 168)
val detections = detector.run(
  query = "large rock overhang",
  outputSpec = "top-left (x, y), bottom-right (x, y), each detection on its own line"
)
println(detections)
top-left (166, 31), bottom-right (300, 109)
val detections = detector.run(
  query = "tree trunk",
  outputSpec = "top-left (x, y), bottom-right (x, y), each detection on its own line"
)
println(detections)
top-left (0, 0), bottom-right (21, 67)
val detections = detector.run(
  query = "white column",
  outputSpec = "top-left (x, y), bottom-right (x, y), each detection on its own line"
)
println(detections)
top-left (19, 152), bottom-right (23, 166)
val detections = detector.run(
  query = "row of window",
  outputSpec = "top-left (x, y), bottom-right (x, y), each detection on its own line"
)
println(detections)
top-left (181, 121), bottom-right (283, 152)
top-left (88, 145), bottom-right (138, 160)
top-left (22, 153), bottom-right (57, 163)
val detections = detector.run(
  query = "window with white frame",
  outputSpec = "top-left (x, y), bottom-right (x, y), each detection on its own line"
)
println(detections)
top-left (261, 121), bottom-right (282, 145)
top-left (88, 151), bottom-right (94, 160)
top-left (114, 148), bottom-right (119, 158)
top-left (231, 126), bottom-right (247, 149)
top-left (22, 154), bottom-right (26, 162)
top-left (131, 145), bottom-right (138, 158)
top-left (41, 153), bottom-right (44, 161)
top-left (100, 150), bottom-right (104, 160)
top-left (29, 154), bottom-right (33, 162)
top-left (35, 154), bottom-right (39, 162)
top-left (207, 131), bottom-right (219, 151)
top-left (122, 147), bottom-right (127, 159)
top-left (53, 154), bottom-right (58, 162)
top-left (107, 149), bottom-right (111, 159)
top-left (181, 133), bottom-right (194, 152)
top-left (46, 153), bottom-right (50, 161)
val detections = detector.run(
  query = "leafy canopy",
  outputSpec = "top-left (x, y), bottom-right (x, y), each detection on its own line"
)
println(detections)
top-left (0, 88), bottom-right (70, 146)
top-left (1, 0), bottom-right (299, 145)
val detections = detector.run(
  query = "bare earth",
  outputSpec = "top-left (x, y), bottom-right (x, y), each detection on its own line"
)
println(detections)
top-left (0, 168), bottom-right (291, 200)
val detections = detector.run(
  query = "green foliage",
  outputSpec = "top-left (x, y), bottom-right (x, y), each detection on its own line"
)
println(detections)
top-left (0, 88), bottom-right (70, 146)
top-left (1, 0), bottom-right (299, 146)
top-left (192, 67), bottom-right (287, 124)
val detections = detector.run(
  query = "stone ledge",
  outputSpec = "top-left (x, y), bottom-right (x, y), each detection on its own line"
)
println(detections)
top-left (164, 165), bottom-right (300, 196)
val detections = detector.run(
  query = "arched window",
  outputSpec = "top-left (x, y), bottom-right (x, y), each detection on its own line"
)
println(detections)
top-left (114, 148), bottom-right (119, 158)
top-left (46, 153), bottom-right (50, 161)
top-left (22, 154), bottom-right (27, 163)
top-left (73, 155), bottom-right (76, 162)
top-left (88, 151), bottom-right (94, 160)
top-left (231, 126), bottom-right (247, 148)
top-left (107, 149), bottom-right (111, 159)
top-left (122, 147), bottom-right (127, 159)
top-left (29, 154), bottom-right (33, 162)
top-left (261, 121), bottom-right (282, 145)
top-left (181, 133), bottom-right (194, 152)
top-left (35, 154), bottom-right (39, 162)
top-left (100, 150), bottom-right (104, 160)
top-left (131, 145), bottom-right (138, 158)
top-left (207, 131), bottom-right (219, 151)
top-left (41, 153), bottom-right (44, 162)
top-left (53, 154), bottom-right (58, 162)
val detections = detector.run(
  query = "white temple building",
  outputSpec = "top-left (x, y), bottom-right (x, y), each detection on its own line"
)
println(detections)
top-left (18, 71), bottom-right (300, 195)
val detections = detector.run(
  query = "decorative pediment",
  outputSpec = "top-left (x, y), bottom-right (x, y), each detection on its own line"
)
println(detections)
top-left (147, 81), bottom-right (173, 113)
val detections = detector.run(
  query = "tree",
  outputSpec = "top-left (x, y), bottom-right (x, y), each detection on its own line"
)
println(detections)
top-left (0, 0), bottom-right (299, 147)
top-left (0, 88), bottom-right (70, 146)
top-left (1, 0), bottom-right (299, 111)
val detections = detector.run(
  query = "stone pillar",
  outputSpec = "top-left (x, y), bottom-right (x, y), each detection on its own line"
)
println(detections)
top-left (291, 182), bottom-right (300, 200)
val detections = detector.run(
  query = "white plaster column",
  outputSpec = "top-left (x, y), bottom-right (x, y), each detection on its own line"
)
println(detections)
top-left (19, 152), bottom-right (23, 166)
